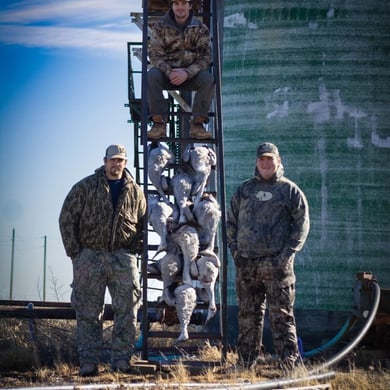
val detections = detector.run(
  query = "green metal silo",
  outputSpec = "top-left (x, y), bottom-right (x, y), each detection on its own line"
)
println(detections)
top-left (222, 0), bottom-right (390, 328)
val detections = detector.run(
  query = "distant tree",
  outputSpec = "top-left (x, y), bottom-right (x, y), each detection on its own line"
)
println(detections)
top-left (49, 267), bottom-right (66, 301)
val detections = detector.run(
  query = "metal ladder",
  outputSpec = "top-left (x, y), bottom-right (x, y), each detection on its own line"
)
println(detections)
top-left (126, 0), bottom-right (227, 361)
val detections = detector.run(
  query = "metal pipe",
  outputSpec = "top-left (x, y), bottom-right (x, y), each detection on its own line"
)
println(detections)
top-left (303, 316), bottom-right (357, 358)
top-left (309, 280), bottom-right (381, 374)
top-left (207, 371), bottom-right (335, 390)
top-left (9, 371), bottom-right (335, 390)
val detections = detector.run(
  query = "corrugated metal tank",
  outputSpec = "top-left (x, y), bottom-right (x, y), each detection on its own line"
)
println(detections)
top-left (222, 0), bottom-right (390, 311)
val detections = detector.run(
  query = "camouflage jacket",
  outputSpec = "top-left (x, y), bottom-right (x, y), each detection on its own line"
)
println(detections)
top-left (226, 167), bottom-right (310, 260)
top-left (59, 166), bottom-right (146, 258)
top-left (149, 9), bottom-right (211, 79)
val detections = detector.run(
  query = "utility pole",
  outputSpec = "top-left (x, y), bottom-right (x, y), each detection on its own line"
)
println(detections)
top-left (43, 235), bottom-right (47, 301)
top-left (9, 228), bottom-right (15, 300)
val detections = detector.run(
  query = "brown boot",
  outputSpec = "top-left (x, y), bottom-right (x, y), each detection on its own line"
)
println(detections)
top-left (148, 116), bottom-right (167, 139)
top-left (189, 117), bottom-right (212, 139)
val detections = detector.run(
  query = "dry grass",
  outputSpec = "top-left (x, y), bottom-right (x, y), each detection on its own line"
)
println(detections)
top-left (0, 318), bottom-right (389, 389)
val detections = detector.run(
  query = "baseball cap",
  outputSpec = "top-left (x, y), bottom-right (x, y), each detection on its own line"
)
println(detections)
top-left (170, 0), bottom-right (191, 4)
top-left (256, 142), bottom-right (279, 158)
top-left (105, 144), bottom-right (127, 160)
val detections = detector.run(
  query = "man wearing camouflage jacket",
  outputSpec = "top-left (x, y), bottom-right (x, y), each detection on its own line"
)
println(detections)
top-left (147, 0), bottom-right (214, 140)
top-left (227, 142), bottom-right (310, 371)
top-left (59, 144), bottom-right (146, 376)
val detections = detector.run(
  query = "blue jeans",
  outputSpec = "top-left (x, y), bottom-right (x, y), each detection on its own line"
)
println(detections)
top-left (147, 67), bottom-right (215, 120)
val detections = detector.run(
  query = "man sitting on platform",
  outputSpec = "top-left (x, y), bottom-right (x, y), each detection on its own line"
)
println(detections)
top-left (147, 0), bottom-right (215, 140)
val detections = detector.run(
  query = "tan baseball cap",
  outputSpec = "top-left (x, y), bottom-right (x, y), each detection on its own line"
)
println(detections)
top-left (105, 144), bottom-right (127, 160)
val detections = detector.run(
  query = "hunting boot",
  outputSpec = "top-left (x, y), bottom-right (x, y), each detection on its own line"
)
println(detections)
top-left (189, 117), bottom-right (212, 139)
top-left (111, 358), bottom-right (132, 373)
top-left (147, 115), bottom-right (167, 139)
top-left (79, 362), bottom-right (98, 377)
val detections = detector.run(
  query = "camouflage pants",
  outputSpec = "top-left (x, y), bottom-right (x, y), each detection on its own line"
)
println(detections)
top-left (71, 248), bottom-right (141, 365)
top-left (235, 254), bottom-right (298, 367)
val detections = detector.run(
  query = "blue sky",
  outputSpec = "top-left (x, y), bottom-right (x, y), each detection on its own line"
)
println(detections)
top-left (0, 0), bottom-right (143, 301)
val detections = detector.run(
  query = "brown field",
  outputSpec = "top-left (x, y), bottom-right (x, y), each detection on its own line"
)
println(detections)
top-left (0, 319), bottom-right (389, 389)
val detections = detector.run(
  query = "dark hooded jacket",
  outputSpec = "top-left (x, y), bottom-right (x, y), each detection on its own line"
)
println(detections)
top-left (148, 9), bottom-right (211, 79)
top-left (226, 165), bottom-right (310, 260)
top-left (59, 166), bottom-right (146, 258)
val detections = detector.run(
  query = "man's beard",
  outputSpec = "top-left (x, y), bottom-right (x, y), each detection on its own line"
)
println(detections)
top-left (110, 168), bottom-right (122, 178)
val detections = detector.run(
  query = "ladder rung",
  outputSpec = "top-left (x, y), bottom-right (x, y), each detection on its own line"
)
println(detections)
top-left (147, 331), bottom-right (222, 339)
top-left (146, 137), bottom-right (218, 145)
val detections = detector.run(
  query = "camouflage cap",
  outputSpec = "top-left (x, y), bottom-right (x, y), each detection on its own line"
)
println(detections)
top-left (256, 142), bottom-right (279, 158)
top-left (105, 144), bottom-right (127, 160)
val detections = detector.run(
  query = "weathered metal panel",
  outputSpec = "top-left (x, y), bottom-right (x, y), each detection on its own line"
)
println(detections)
top-left (222, 0), bottom-right (390, 310)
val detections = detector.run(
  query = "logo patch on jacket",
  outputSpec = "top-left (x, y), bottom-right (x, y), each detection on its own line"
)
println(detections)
top-left (256, 191), bottom-right (273, 201)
